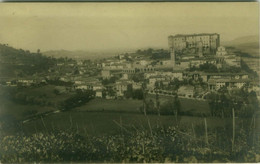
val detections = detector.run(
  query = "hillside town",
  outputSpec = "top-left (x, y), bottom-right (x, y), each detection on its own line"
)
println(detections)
top-left (1, 1), bottom-right (259, 162)
top-left (1, 33), bottom-right (259, 103)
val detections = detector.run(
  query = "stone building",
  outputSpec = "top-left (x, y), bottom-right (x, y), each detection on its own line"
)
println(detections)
top-left (168, 33), bottom-right (220, 54)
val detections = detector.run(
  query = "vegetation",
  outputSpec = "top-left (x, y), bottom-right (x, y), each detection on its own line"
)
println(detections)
top-left (241, 60), bottom-right (258, 78)
top-left (0, 44), bottom-right (56, 77)
top-left (132, 73), bottom-right (145, 83)
top-left (143, 95), bottom-right (181, 115)
top-left (188, 59), bottom-right (257, 76)
top-left (208, 87), bottom-right (259, 118)
top-left (135, 48), bottom-right (170, 60)
top-left (101, 76), bottom-right (120, 85)
top-left (0, 121), bottom-right (259, 163)
top-left (124, 86), bottom-right (144, 100)
top-left (59, 90), bottom-right (95, 111)
top-left (189, 63), bottom-right (218, 73)
top-left (45, 78), bottom-right (74, 87)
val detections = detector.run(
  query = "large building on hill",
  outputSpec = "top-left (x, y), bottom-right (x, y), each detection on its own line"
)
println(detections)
top-left (168, 33), bottom-right (220, 54)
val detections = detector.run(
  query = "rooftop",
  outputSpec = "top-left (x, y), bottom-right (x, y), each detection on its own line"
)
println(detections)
top-left (208, 78), bottom-right (250, 84)
top-left (200, 72), bottom-right (248, 76)
top-left (169, 33), bottom-right (219, 38)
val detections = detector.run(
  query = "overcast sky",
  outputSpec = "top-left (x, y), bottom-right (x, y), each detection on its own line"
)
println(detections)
top-left (0, 2), bottom-right (259, 52)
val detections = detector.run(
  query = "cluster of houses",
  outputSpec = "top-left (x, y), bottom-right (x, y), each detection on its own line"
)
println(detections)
top-left (68, 66), bottom-right (256, 100)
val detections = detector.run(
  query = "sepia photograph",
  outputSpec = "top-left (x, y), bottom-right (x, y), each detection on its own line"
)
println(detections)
top-left (0, 2), bottom-right (259, 163)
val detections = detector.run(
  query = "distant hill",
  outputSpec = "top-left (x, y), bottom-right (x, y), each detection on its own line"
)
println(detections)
top-left (43, 50), bottom-right (94, 60)
top-left (42, 47), bottom-right (167, 60)
top-left (222, 35), bottom-right (259, 57)
top-left (43, 49), bottom-right (127, 60)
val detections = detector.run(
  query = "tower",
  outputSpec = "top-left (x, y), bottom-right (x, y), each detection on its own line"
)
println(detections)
top-left (170, 47), bottom-right (175, 67)
top-left (197, 41), bottom-right (203, 57)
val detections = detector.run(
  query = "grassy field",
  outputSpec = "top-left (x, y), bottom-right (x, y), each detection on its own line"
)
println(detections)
top-left (2, 90), bottom-right (220, 136)
top-left (22, 111), bottom-right (233, 136)
top-left (179, 98), bottom-right (210, 114)
top-left (75, 98), bottom-right (143, 113)
top-left (0, 100), bottom-right (56, 120)
top-left (16, 85), bottom-right (74, 103)
top-left (0, 85), bottom-right (73, 120)
top-left (146, 94), bottom-right (210, 115)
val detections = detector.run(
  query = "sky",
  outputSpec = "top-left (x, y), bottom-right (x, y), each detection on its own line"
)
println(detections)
top-left (0, 2), bottom-right (259, 52)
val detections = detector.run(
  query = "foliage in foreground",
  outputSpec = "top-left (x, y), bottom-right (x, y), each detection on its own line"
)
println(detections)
top-left (0, 125), bottom-right (259, 163)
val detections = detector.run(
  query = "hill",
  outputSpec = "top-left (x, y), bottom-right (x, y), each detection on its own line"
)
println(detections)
top-left (0, 44), bottom-right (56, 78)
top-left (42, 47), bottom-right (166, 60)
top-left (43, 49), bottom-right (126, 60)
top-left (223, 35), bottom-right (259, 57)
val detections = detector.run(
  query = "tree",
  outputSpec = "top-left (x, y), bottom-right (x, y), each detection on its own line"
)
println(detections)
top-left (59, 90), bottom-right (95, 111)
top-left (174, 95), bottom-right (181, 113)
top-left (132, 89), bottom-right (143, 100)
top-left (132, 73), bottom-right (144, 83)
top-left (107, 88), bottom-right (116, 97)
top-left (156, 92), bottom-right (160, 116)
top-left (124, 85), bottom-right (133, 99)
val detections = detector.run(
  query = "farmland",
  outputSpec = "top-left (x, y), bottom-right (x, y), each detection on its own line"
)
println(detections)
top-left (19, 97), bottom-right (225, 137)
top-left (22, 111), bottom-right (233, 136)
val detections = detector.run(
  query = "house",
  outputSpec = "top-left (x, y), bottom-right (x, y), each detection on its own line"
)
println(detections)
top-left (93, 84), bottom-right (103, 91)
top-left (225, 56), bottom-right (241, 67)
top-left (5, 81), bottom-right (17, 87)
top-left (17, 79), bottom-right (35, 86)
top-left (115, 80), bottom-right (131, 97)
top-left (160, 60), bottom-right (174, 66)
top-left (216, 46), bottom-right (227, 56)
top-left (121, 73), bottom-right (128, 80)
top-left (75, 85), bottom-right (88, 90)
top-left (175, 60), bottom-right (190, 70)
top-left (148, 76), bottom-right (165, 85)
top-left (139, 60), bottom-right (149, 66)
top-left (101, 70), bottom-right (111, 79)
top-left (77, 61), bottom-right (83, 65)
top-left (208, 78), bottom-right (249, 91)
top-left (178, 85), bottom-right (195, 98)
top-left (200, 72), bottom-right (249, 82)
top-left (132, 82), bottom-right (142, 90)
top-left (75, 80), bottom-right (84, 85)
top-left (60, 77), bottom-right (70, 82)
top-left (57, 63), bottom-right (64, 66)
top-left (171, 71), bottom-right (183, 80)
top-left (95, 89), bottom-right (103, 98)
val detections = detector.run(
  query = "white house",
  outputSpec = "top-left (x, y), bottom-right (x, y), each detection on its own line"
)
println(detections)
top-left (95, 89), bottom-right (103, 98)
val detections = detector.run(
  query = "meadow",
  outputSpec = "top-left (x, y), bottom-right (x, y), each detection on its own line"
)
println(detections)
top-left (22, 110), bottom-right (235, 136)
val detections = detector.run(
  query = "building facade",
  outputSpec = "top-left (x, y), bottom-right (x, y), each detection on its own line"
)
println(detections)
top-left (168, 33), bottom-right (220, 54)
